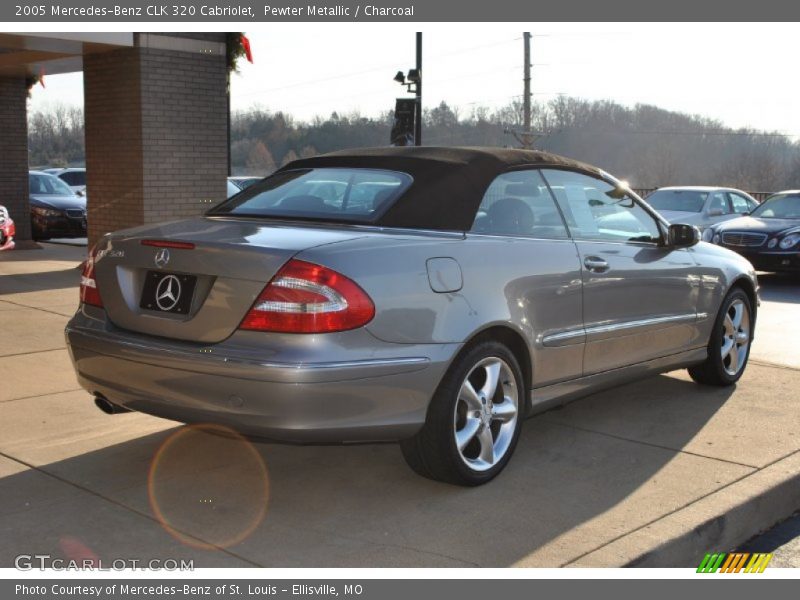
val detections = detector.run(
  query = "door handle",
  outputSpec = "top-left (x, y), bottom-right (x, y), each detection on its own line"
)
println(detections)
top-left (584, 256), bottom-right (610, 273)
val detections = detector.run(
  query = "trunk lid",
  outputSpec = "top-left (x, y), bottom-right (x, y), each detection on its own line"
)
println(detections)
top-left (93, 217), bottom-right (364, 343)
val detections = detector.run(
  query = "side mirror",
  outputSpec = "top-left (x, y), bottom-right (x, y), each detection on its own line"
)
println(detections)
top-left (668, 223), bottom-right (700, 248)
top-left (708, 208), bottom-right (724, 217)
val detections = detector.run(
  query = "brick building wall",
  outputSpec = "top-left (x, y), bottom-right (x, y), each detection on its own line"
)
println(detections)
top-left (83, 33), bottom-right (227, 246)
top-left (139, 42), bottom-right (228, 224)
top-left (0, 76), bottom-right (31, 241)
top-left (83, 49), bottom-right (145, 242)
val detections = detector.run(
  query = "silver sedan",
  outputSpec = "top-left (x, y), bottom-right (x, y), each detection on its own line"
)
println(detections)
top-left (66, 147), bottom-right (758, 485)
top-left (646, 186), bottom-right (759, 232)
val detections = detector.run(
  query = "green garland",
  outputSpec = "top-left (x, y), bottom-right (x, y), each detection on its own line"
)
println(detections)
top-left (25, 74), bottom-right (41, 97)
top-left (226, 32), bottom-right (247, 73)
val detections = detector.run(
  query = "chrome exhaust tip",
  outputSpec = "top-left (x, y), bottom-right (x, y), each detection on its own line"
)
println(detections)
top-left (94, 394), bottom-right (130, 415)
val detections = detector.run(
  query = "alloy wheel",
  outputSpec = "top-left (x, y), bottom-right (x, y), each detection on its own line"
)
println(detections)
top-left (453, 357), bottom-right (519, 472)
top-left (721, 298), bottom-right (750, 376)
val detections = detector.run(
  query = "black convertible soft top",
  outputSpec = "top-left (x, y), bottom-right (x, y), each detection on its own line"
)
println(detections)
top-left (279, 146), bottom-right (604, 230)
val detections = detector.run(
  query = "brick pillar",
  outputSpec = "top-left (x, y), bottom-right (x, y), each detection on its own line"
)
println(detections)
top-left (0, 76), bottom-right (32, 242)
top-left (83, 33), bottom-right (228, 247)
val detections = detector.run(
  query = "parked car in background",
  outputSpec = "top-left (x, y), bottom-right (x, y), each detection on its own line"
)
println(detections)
top-left (228, 176), bottom-right (262, 191)
top-left (704, 190), bottom-right (800, 273)
top-left (0, 205), bottom-right (15, 251)
top-left (66, 147), bottom-right (758, 486)
top-left (646, 186), bottom-right (758, 231)
top-left (43, 167), bottom-right (87, 197)
top-left (29, 171), bottom-right (87, 240)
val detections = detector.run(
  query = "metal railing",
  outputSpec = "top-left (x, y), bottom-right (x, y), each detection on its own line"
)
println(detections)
top-left (634, 188), bottom-right (773, 202)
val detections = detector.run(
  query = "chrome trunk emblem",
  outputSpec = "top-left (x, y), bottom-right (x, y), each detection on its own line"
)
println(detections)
top-left (154, 248), bottom-right (170, 268)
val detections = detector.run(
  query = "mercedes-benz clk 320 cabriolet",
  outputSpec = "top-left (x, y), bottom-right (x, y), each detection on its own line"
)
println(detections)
top-left (66, 147), bottom-right (758, 485)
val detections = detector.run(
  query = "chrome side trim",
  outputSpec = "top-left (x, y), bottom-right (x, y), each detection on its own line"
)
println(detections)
top-left (583, 313), bottom-right (697, 341)
top-left (541, 329), bottom-right (586, 347)
top-left (250, 357), bottom-right (430, 370)
top-left (542, 312), bottom-right (698, 347)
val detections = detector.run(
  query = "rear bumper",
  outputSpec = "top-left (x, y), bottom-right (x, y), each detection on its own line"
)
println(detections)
top-left (65, 310), bottom-right (458, 443)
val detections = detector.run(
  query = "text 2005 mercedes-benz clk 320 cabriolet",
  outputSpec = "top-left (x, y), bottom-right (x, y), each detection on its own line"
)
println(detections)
top-left (66, 147), bottom-right (758, 485)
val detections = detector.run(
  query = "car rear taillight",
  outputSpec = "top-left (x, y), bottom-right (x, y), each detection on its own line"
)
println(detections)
top-left (80, 245), bottom-right (103, 308)
top-left (240, 259), bottom-right (375, 333)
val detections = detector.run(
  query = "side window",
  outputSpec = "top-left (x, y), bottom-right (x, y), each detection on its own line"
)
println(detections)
top-left (540, 169), bottom-right (662, 244)
top-left (29, 174), bottom-right (44, 194)
top-left (470, 170), bottom-right (568, 239)
top-left (61, 172), bottom-right (84, 186)
top-left (709, 192), bottom-right (732, 214)
top-left (729, 193), bottom-right (753, 214)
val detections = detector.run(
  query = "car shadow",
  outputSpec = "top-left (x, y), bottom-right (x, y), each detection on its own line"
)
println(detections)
top-left (756, 272), bottom-right (800, 304)
top-left (0, 267), bottom-right (81, 296)
top-left (0, 371), bottom-right (736, 568)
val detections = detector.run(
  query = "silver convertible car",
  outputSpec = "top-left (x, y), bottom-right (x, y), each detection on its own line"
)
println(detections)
top-left (66, 147), bottom-right (758, 485)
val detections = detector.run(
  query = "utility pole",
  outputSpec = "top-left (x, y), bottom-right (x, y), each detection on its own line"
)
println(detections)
top-left (506, 32), bottom-right (543, 149)
top-left (523, 31), bottom-right (531, 134)
top-left (415, 32), bottom-right (422, 146)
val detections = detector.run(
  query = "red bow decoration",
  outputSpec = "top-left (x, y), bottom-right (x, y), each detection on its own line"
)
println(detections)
top-left (241, 34), bottom-right (253, 64)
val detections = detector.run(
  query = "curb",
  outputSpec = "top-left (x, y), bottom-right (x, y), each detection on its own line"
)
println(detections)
top-left (569, 451), bottom-right (800, 567)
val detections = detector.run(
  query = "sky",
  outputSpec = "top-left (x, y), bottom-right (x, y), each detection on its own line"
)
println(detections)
top-left (26, 23), bottom-right (800, 136)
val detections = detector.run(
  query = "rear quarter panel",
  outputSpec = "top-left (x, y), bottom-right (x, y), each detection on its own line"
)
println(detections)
top-left (297, 232), bottom-right (585, 386)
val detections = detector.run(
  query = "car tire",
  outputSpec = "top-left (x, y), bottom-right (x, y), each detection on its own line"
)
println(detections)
top-left (400, 340), bottom-right (525, 486)
top-left (688, 287), bottom-right (753, 386)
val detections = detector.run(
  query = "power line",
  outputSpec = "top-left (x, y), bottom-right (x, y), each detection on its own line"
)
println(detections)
top-left (235, 63), bottom-right (401, 97)
top-left (235, 37), bottom-right (521, 98)
top-left (425, 37), bottom-right (521, 60)
top-left (423, 65), bottom-right (523, 87)
top-left (551, 129), bottom-right (800, 138)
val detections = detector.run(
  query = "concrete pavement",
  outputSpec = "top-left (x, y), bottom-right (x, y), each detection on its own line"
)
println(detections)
top-left (0, 244), bottom-right (798, 568)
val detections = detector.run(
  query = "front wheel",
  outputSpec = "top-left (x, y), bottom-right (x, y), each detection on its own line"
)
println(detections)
top-left (688, 288), bottom-right (753, 386)
top-left (401, 340), bottom-right (524, 486)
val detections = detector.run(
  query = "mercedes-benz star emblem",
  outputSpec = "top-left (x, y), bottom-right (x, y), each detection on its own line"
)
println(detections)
top-left (154, 248), bottom-right (170, 268)
top-left (155, 275), bottom-right (182, 311)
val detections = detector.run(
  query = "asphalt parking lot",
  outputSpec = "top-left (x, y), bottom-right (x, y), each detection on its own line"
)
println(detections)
top-left (0, 243), bottom-right (798, 568)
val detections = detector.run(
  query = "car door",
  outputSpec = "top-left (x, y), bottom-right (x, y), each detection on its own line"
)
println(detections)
top-left (467, 169), bottom-right (585, 386)
top-left (728, 191), bottom-right (757, 216)
top-left (540, 168), bottom-right (703, 376)
top-left (705, 190), bottom-right (734, 226)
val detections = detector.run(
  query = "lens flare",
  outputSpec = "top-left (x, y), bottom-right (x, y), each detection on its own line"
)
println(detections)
top-left (58, 536), bottom-right (99, 567)
top-left (147, 424), bottom-right (269, 550)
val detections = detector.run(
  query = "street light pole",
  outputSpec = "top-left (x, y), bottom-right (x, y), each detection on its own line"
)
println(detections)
top-left (415, 32), bottom-right (422, 146)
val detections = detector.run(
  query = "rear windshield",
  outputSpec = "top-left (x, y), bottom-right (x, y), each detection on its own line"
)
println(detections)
top-left (646, 190), bottom-right (708, 213)
top-left (209, 168), bottom-right (412, 223)
top-left (60, 171), bottom-right (86, 186)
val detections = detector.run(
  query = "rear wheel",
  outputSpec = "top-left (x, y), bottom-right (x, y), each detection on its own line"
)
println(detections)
top-left (401, 340), bottom-right (524, 486)
top-left (688, 288), bottom-right (753, 386)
